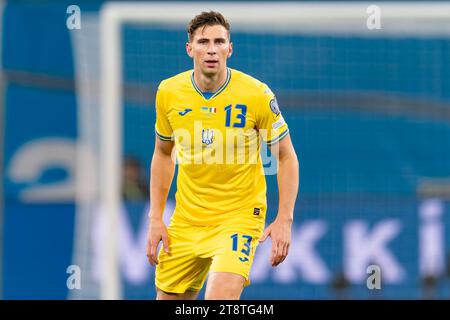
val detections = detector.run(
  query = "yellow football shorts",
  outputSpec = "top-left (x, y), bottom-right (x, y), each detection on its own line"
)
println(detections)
top-left (155, 216), bottom-right (264, 294)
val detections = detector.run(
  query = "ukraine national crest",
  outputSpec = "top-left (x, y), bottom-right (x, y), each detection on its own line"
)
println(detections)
top-left (202, 129), bottom-right (214, 146)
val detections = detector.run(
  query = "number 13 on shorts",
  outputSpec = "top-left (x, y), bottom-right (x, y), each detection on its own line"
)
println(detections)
top-left (230, 233), bottom-right (253, 262)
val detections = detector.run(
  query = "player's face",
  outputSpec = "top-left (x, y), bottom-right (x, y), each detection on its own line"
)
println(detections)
top-left (186, 24), bottom-right (233, 76)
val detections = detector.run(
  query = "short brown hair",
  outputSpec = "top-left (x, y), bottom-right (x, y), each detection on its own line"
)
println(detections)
top-left (187, 11), bottom-right (230, 42)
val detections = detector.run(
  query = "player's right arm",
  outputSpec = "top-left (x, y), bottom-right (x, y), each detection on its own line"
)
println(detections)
top-left (146, 138), bottom-right (175, 266)
top-left (146, 84), bottom-right (175, 266)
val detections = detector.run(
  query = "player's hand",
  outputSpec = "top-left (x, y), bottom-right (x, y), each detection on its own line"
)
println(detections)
top-left (259, 217), bottom-right (292, 267)
top-left (146, 218), bottom-right (170, 266)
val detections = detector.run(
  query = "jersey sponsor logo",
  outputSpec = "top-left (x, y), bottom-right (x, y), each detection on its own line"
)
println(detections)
top-left (178, 108), bottom-right (193, 116)
top-left (201, 128), bottom-right (215, 146)
top-left (253, 208), bottom-right (261, 216)
top-left (269, 98), bottom-right (280, 116)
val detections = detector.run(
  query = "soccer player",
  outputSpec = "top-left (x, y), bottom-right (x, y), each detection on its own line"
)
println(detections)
top-left (146, 11), bottom-right (299, 300)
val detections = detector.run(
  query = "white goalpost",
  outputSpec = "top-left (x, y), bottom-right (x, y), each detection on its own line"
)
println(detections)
top-left (70, 2), bottom-right (450, 300)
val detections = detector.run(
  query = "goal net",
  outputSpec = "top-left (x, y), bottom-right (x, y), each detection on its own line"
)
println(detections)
top-left (70, 2), bottom-right (450, 299)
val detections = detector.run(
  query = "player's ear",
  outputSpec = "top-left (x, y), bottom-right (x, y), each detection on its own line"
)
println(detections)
top-left (186, 42), bottom-right (194, 58)
top-left (227, 41), bottom-right (233, 58)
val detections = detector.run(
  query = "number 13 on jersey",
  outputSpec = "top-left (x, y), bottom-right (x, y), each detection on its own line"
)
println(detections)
top-left (225, 104), bottom-right (247, 128)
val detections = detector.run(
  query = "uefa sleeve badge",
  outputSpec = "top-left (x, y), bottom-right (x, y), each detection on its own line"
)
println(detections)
top-left (269, 97), bottom-right (280, 116)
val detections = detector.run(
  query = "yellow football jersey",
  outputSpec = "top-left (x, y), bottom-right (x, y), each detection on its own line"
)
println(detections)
top-left (155, 68), bottom-right (289, 227)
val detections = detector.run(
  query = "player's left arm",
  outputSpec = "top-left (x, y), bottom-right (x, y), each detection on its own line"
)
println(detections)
top-left (259, 133), bottom-right (299, 267)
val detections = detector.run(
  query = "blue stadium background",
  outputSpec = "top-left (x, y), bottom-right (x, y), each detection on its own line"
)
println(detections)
top-left (2, 1), bottom-right (450, 299)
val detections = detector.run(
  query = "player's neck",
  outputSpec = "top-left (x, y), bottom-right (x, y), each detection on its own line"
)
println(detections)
top-left (193, 67), bottom-right (228, 93)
